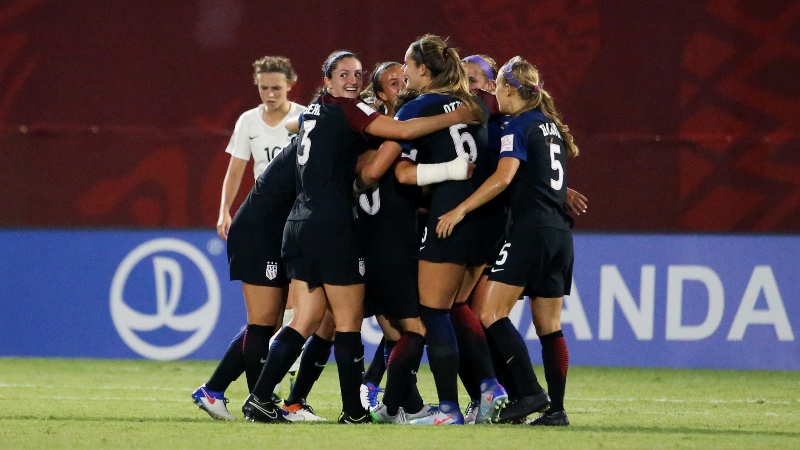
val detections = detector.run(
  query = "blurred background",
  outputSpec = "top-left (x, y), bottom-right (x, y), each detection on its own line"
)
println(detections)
top-left (1, 0), bottom-right (797, 368)
top-left (2, 0), bottom-right (799, 231)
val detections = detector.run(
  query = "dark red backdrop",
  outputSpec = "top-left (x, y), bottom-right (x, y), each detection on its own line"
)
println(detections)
top-left (2, 0), bottom-right (799, 231)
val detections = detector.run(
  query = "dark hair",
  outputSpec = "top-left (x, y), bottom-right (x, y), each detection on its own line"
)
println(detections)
top-left (499, 56), bottom-right (579, 158)
top-left (252, 56), bottom-right (297, 85)
top-left (322, 50), bottom-right (358, 79)
top-left (360, 61), bottom-right (402, 114)
top-left (409, 34), bottom-right (482, 121)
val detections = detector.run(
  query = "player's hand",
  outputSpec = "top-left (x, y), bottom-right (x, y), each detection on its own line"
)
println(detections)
top-left (436, 206), bottom-right (467, 238)
top-left (216, 211), bottom-right (232, 240)
top-left (566, 188), bottom-right (588, 215)
top-left (467, 162), bottom-right (476, 179)
top-left (455, 103), bottom-right (482, 124)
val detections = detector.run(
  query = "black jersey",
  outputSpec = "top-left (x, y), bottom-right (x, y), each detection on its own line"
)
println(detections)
top-left (499, 108), bottom-right (574, 229)
top-left (252, 136), bottom-right (298, 195)
top-left (356, 156), bottom-right (422, 267)
top-left (396, 93), bottom-right (491, 223)
top-left (288, 94), bottom-right (380, 223)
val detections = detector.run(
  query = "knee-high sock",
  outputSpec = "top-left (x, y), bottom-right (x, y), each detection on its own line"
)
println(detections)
top-left (451, 303), bottom-right (496, 400)
top-left (251, 326), bottom-right (306, 402)
top-left (540, 330), bottom-right (569, 411)
top-left (485, 325), bottom-right (518, 398)
top-left (486, 318), bottom-right (543, 397)
top-left (334, 331), bottom-right (366, 415)
top-left (362, 337), bottom-right (387, 386)
top-left (206, 328), bottom-right (246, 392)
top-left (286, 334), bottom-right (332, 405)
top-left (420, 305), bottom-right (460, 406)
top-left (382, 332), bottom-right (424, 415)
top-left (242, 324), bottom-right (275, 392)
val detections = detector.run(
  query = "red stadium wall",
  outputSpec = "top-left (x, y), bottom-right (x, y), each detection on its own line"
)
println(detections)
top-left (1, 0), bottom-right (799, 231)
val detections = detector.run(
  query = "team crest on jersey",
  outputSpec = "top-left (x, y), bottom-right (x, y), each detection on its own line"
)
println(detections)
top-left (358, 258), bottom-right (365, 276)
top-left (265, 262), bottom-right (278, 280)
top-left (500, 134), bottom-right (514, 153)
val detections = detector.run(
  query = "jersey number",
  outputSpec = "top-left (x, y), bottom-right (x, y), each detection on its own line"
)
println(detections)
top-left (549, 143), bottom-right (563, 190)
top-left (495, 242), bottom-right (511, 266)
top-left (359, 188), bottom-right (381, 215)
top-left (449, 124), bottom-right (477, 162)
top-left (297, 120), bottom-right (316, 165)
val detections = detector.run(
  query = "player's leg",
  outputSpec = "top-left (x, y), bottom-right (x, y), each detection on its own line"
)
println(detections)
top-left (241, 283), bottom-right (285, 392)
top-left (281, 309), bottom-right (335, 422)
top-left (243, 280), bottom-right (327, 423)
top-left (479, 280), bottom-right (550, 423)
top-left (529, 296), bottom-right (570, 426)
top-left (410, 260), bottom-right (465, 425)
top-left (325, 283), bottom-right (372, 424)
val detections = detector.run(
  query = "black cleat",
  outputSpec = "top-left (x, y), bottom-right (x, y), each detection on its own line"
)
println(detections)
top-left (530, 409), bottom-right (569, 426)
top-left (242, 394), bottom-right (288, 423)
top-left (496, 392), bottom-right (551, 424)
top-left (338, 409), bottom-right (372, 424)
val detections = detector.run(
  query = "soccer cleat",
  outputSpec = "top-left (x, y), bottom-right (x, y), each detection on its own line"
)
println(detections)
top-left (337, 409), bottom-right (373, 424)
top-left (282, 402), bottom-right (326, 422)
top-left (476, 381), bottom-right (508, 424)
top-left (405, 404), bottom-right (437, 421)
top-left (496, 392), bottom-right (551, 424)
top-left (370, 403), bottom-right (408, 424)
top-left (242, 394), bottom-right (288, 423)
top-left (463, 399), bottom-right (480, 424)
top-left (191, 385), bottom-right (236, 421)
top-left (530, 409), bottom-right (570, 426)
top-left (408, 401), bottom-right (464, 425)
top-left (359, 382), bottom-right (383, 410)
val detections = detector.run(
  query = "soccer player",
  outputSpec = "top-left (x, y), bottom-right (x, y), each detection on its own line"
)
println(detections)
top-left (437, 56), bottom-right (579, 426)
top-left (192, 56), bottom-right (306, 421)
top-left (384, 35), bottom-right (509, 425)
top-left (241, 50), bottom-right (480, 424)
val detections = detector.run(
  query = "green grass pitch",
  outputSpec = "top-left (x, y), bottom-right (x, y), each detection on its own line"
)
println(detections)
top-left (1, 358), bottom-right (798, 449)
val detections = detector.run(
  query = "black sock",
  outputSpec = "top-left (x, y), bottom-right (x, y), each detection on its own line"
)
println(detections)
top-left (540, 330), bottom-right (569, 411)
top-left (286, 334), bottom-right (332, 405)
top-left (242, 324), bottom-right (275, 392)
top-left (362, 337), bottom-right (386, 385)
top-left (334, 331), bottom-right (365, 416)
top-left (485, 326), bottom-right (518, 398)
top-left (420, 305), bottom-right (460, 405)
top-left (206, 329), bottom-right (245, 392)
top-left (451, 303), bottom-right (495, 400)
top-left (486, 318), bottom-right (542, 397)
top-left (383, 339), bottom-right (396, 368)
top-left (383, 332), bottom-right (424, 414)
top-left (400, 374), bottom-right (425, 414)
top-left (251, 326), bottom-right (306, 402)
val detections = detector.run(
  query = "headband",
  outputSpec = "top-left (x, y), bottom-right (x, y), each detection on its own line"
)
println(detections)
top-left (501, 61), bottom-right (541, 93)
top-left (464, 55), bottom-right (494, 80)
top-left (323, 51), bottom-right (355, 78)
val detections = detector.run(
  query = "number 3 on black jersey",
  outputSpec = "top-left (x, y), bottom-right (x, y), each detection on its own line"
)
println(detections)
top-left (298, 120), bottom-right (316, 165)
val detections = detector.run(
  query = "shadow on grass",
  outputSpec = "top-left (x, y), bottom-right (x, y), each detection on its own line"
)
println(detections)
top-left (3, 415), bottom-right (214, 423)
top-left (572, 424), bottom-right (800, 438)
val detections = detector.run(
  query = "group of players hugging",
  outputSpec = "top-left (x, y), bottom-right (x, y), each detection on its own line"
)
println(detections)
top-left (191, 33), bottom-right (586, 427)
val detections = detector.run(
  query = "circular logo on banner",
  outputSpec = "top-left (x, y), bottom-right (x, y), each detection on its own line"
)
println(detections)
top-left (110, 238), bottom-right (220, 360)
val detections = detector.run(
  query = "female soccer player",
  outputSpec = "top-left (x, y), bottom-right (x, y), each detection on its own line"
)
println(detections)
top-left (192, 56), bottom-right (307, 421)
top-left (382, 35), bottom-right (509, 425)
top-left (241, 50), bottom-right (480, 424)
top-left (437, 56), bottom-right (579, 426)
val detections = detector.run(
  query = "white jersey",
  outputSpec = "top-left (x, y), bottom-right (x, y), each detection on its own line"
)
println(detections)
top-left (226, 102), bottom-right (305, 179)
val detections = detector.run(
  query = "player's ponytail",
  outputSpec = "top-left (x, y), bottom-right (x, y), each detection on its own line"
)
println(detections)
top-left (409, 35), bottom-right (484, 123)
top-left (499, 57), bottom-right (579, 158)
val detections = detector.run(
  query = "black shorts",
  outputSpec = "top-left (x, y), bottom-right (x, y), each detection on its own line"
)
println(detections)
top-left (487, 222), bottom-right (573, 298)
top-left (418, 218), bottom-right (482, 266)
top-left (282, 220), bottom-right (364, 289)
top-left (476, 212), bottom-right (507, 267)
top-left (227, 191), bottom-right (294, 287)
top-left (364, 263), bottom-right (420, 320)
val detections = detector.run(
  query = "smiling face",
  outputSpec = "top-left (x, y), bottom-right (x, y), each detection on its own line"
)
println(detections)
top-left (494, 76), bottom-right (516, 115)
top-left (257, 72), bottom-right (291, 111)
top-left (324, 57), bottom-right (364, 98)
top-left (402, 45), bottom-right (430, 92)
